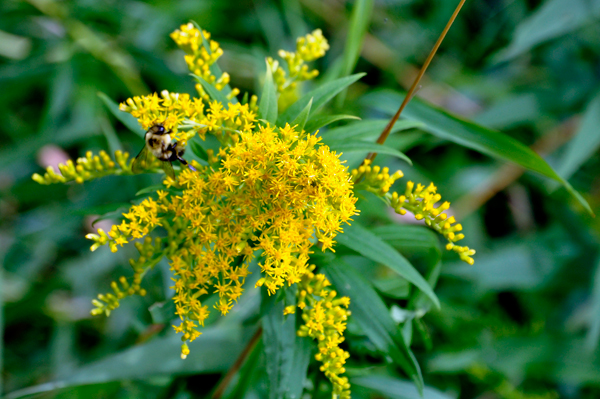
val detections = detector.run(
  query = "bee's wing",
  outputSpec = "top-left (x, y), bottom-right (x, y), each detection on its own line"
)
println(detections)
top-left (131, 145), bottom-right (153, 174)
top-left (161, 161), bottom-right (176, 180)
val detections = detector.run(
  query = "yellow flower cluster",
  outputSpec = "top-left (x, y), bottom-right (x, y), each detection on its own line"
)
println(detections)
top-left (119, 91), bottom-right (203, 143)
top-left (86, 197), bottom-right (162, 252)
top-left (287, 265), bottom-right (351, 399)
top-left (353, 160), bottom-right (475, 265)
top-left (91, 236), bottom-right (160, 316)
top-left (351, 162), bottom-right (404, 195)
top-left (30, 23), bottom-right (476, 398)
top-left (87, 121), bottom-right (358, 357)
top-left (119, 92), bottom-right (257, 147)
top-left (268, 29), bottom-right (329, 111)
top-left (32, 150), bottom-right (132, 185)
top-left (170, 23), bottom-right (240, 101)
top-left (391, 181), bottom-right (475, 264)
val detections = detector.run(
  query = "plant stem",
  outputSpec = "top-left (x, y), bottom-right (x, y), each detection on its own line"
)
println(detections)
top-left (365, 0), bottom-right (467, 163)
top-left (212, 326), bottom-right (263, 399)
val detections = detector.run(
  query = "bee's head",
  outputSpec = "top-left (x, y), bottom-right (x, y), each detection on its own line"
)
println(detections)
top-left (155, 124), bottom-right (166, 134)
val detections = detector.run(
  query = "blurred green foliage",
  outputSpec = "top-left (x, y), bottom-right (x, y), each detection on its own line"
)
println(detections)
top-left (2, 0), bottom-right (600, 398)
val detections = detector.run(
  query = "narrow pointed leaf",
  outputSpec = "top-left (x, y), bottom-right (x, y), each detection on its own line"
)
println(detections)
top-left (262, 289), bottom-right (310, 399)
top-left (363, 90), bottom-right (593, 215)
top-left (557, 92), bottom-right (600, 181)
top-left (304, 114), bottom-right (360, 133)
top-left (323, 259), bottom-right (423, 392)
top-left (336, 222), bottom-right (439, 309)
top-left (352, 375), bottom-right (453, 399)
top-left (327, 141), bottom-right (412, 165)
top-left (493, 0), bottom-right (594, 62)
top-left (193, 74), bottom-right (229, 106)
top-left (277, 73), bottom-right (365, 126)
top-left (258, 62), bottom-right (278, 124)
top-left (4, 326), bottom-right (250, 399)
top-left (321, 119), bottom-right (423, 141)
top-left (291, 98), bottom-right (313, 132)
top-left (189, 140), bottom-right (209, 161)
top-left (372, 225), bottom-right (441, 258)
top-left (97, 92), bottom-right (144, 137)
top-left (192, 21), bottom-right (237, 102)
top-left (586, 256), bottom-right (600, 350)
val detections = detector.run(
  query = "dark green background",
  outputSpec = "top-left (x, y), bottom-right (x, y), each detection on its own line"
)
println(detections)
top-left (2, 0), bottom-right (600, 398)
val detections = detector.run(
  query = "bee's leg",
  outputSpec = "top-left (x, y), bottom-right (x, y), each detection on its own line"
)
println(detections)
top-left (177, 155), bottom-right (188, 165)
top-left (169, 141), bottom-right (196, 171)
top-left (175, 154), bottom-right (197, 171)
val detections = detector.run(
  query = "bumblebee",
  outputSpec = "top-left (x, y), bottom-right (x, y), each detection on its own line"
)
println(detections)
top-left (132, 123), bottom-right (195, 179)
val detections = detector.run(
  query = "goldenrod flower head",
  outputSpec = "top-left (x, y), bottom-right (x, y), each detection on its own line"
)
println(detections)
top-left (296, 266), bottom-right (351, 399)
top-left (86, 121), bottom-right (357, 352)
top-left (30, 23), bottom-right (476, 399)
top-left (268, 29), bottom-right (329, 111)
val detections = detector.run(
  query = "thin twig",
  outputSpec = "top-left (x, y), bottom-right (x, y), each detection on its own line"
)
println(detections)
top-left (365, 0), bottom-right (467, 163)
top-left (212, 326), bottom-right (263, 399)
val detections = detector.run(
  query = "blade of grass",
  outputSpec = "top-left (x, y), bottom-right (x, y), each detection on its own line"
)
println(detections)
top-left (335, 0), bottom-right (375, 106)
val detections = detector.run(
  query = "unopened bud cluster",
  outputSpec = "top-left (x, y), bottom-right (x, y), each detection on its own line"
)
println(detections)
top-left (170, 23), bottom-right (240, 101)
top-left (390, 181), bottom-right (475, 264)
top-left (268, 29), bottom-right (329, 112)
top-left (351, 159), bottom-right (404, 195)
top-left (90, 236), bottom-right (160, 316)
top-left (32, 150), bottom-right (132, 185)
top-left (351, 159), bottom-right (475, 265)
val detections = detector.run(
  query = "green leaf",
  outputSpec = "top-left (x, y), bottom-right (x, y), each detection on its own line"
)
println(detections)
top-left (352, 375), bottom-right (453, 399)
top-left (4, 326), bottom-right (251, 399)
top-left (135, 184), bottom-right (166, 196)
top-left (277, 73), bottom-right (365, 126)
top-left (189, 140), bottom-right (209, 162)
top-left (97, 92), bottom-right (144, 137)
top-left (363, 90), bottom-right (593, 215)
top-left (290, 98), bottom-right (313, 132)
top-left (557, 92), bottom-right (600, 181)
top-left (148, 300), bottom-right (176, 325)
top-left (493, 0), bottom-right (598, 62)
top-left (304, 114), bottom-right (360, 133)
top-left (321, 119), bottom-right (423, 141)
top-left (327, 141), bottom-right (412, 165)
top-left (73, 202), bottom-right (131, 217)
top-left (371, 224), bottom-right (442, 262)
top-left (586, 256), bottom-right (600, 350)
top-left (285, 335), bottom-right (311, 399)
top-left (258, 61), bottom-right (278, 125)
top-left (336, 222), bottom-right (439, 309)
top-left (262, 289), bottom-right (310, 399)
top-left (322, 259), bottom-right (423, 391)
top-left (90, 207), bottom-right (128, 227)
top-left (99, 116), bottom-right (123, 153)
top-left (193, 74), bottom-right (230, 106)
top-left (335, 0), bottom-right (374, 106)
top-left (372, 277), bottom-right (410, 299)
top-left (372, 225), bottom-right (442, 309)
